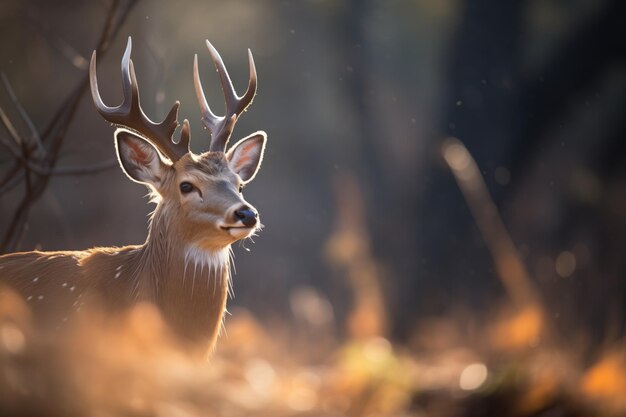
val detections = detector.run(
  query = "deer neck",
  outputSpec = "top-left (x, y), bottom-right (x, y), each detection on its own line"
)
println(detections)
top-left (139, 201), bottom-right (231, 350)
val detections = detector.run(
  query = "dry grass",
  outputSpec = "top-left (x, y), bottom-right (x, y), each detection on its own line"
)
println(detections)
top-left (1, 283), bottom-right (625, 417)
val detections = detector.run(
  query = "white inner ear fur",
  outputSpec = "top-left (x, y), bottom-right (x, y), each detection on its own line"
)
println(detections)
top-left (226, 131), bottom-right (267, 183)
top-left (115, 129), bottom-right (169, 187)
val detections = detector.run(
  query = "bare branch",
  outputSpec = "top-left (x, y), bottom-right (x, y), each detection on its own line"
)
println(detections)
top-left (0, 106), bottom-right (24, 157)
top-left (0, 0), bottom-right (138, 254)
top-left (51, 37), bottom-right (89, 71)
top-left (1, 73), bottom-right (46, 156)
top-left (441, 137), bottom-right (539, 308)
top-left (0, 173), bottom-right (23, 194)
top-left (0, 163), bottom-right (22, 193)
top-left (26, 158), bottom-right (119, 176)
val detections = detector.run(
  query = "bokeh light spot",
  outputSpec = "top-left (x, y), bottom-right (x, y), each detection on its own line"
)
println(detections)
top-left (555, 251), bottom-right (576, 277)
top-left (459, 363), bottom-right (488, 391)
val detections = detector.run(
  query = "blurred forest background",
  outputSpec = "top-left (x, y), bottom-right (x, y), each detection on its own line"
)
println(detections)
top-left (0, 0), bottom-right (625, 416)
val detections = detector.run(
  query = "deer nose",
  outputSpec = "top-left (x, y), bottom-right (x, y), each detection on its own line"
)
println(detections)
top-left (234, 207), bottom-right (258, 227)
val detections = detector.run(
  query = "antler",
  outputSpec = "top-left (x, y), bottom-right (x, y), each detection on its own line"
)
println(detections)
top-left (90, 37), bottom-right (191, 162)
top-left (193, 40), bottom-right (257, 152)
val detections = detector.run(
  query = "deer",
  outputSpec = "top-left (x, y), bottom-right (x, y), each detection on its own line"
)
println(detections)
top-left (0, 37), bottom-right (267, 355)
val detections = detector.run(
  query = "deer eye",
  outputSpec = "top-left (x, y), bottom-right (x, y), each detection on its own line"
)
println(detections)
top-left (179, 182), bottom-right (194, 194)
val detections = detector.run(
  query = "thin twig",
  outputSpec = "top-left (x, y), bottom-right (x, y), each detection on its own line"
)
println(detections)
top-left (50, 37), bottom-right (89, 71)
top-left (0, 73), bottom-right (45, 156)
top-left (41, 0), bottom-right (128, 143)
top-left (0, 171), bottom-right (23, 194)
top-left (26, 158), bottom-right (119, 176)
top-left (0, 162), bottom-right (20, 189)
top-left (441, 137), bottom-right (539, 308)
top-left (0, 106), bottom-right (24, 157)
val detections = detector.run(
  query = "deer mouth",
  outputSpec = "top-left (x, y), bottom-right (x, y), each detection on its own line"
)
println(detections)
top-left (220, 225), bottom-right (252, 230)
top-left (220, 225), bottom-right (255, 239)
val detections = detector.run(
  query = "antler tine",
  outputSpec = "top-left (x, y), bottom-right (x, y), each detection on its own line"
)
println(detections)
top-left (194, 40), bottom-right (258, 152)
top-left (90, 37), bottom-right (190, 161)
top-left (242, 49), bottom-right (258, 110)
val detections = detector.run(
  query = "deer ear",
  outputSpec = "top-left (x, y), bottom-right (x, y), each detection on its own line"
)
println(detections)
top-left (115, 129), bottom-right (169, 187)
top-left (226, 131), bottom-right (267, 183)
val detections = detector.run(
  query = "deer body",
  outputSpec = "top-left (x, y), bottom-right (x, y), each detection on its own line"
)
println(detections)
top-left (0, 245), bottom-right (229, 350)
top-left (0, 38), bottom-right (267, 354)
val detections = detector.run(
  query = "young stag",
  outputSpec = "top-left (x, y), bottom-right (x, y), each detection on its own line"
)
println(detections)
top-left (0, 38), bottom-right (267, 353)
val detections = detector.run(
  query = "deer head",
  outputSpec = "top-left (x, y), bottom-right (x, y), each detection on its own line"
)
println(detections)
top-left (89, 38), bottom-right (266, 250)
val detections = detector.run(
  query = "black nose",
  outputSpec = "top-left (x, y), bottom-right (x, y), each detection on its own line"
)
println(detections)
top-left (234, 207), bottom-right (258, 227)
